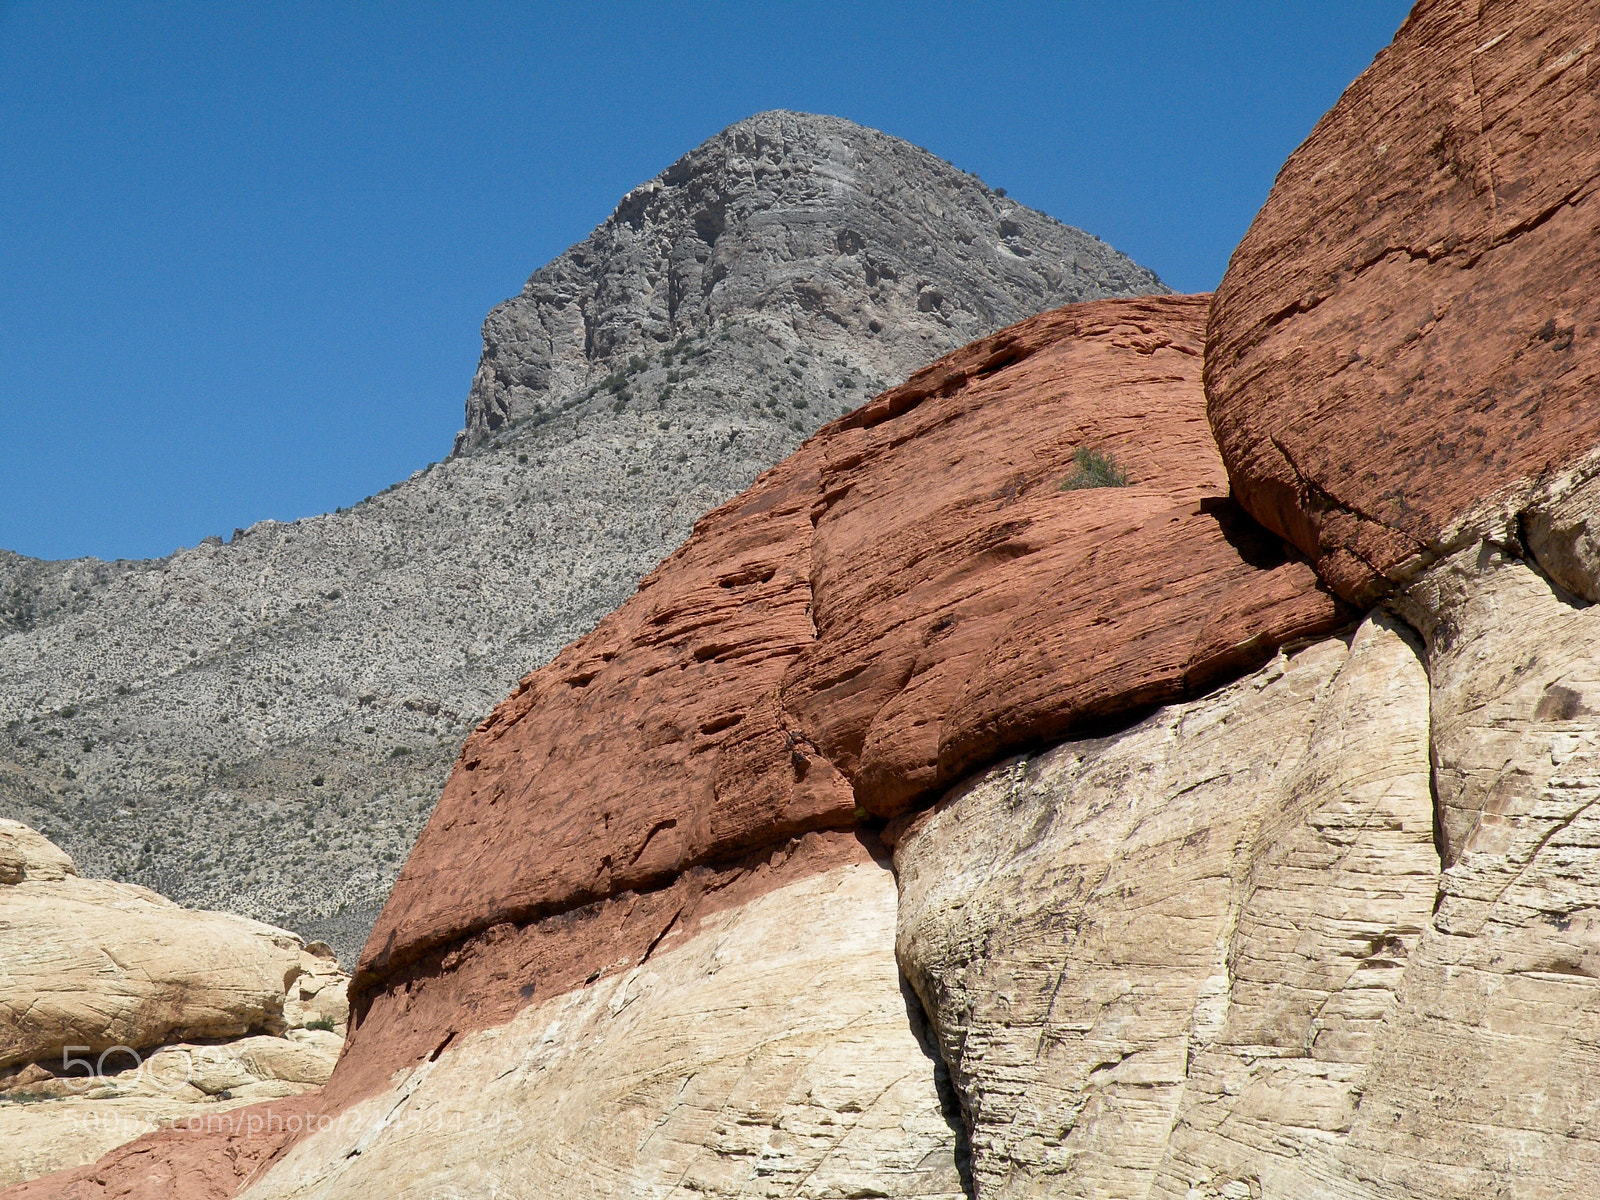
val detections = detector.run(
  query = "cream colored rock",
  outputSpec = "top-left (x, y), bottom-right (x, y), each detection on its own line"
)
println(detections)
top-left (1334, 543), bottom-right (1600, 1199)
top-left (0, 818), bottom-right (76, 884)
top-left (239, 860), bottom-right (965, 1200)
top-left (280, 944), bottom-right (349, 1036)
top-left (0, 822), bottom-right (351, 1187)
top-left (0, 872), bottom-right (304, 1069)
top-left (895, 617), bottom-right (1440, 1198)
top-left (1522, 463), bottom-right (1600, 605)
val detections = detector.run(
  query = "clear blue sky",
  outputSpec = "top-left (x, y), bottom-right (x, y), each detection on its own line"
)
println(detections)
top-left (0, 1), bottom-right (1413, 562)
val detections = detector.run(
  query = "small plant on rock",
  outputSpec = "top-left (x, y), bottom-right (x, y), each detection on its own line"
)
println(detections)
top-left (1059, 447), bottom-right (1129, 491)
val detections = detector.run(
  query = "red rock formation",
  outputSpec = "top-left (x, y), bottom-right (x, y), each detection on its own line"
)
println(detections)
top-left (356, 294), bottom-right (1342, 1008)
top-left (1206, 0), bottom-right (1600, 604)
top-left (6, 295), bottom-right (1345, 1198)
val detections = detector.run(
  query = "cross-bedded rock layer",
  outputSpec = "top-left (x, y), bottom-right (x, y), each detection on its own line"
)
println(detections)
top-left (355, 295), bottom-right (1344, 1016)
top-left (0, 111), bottom-right (1163, 964)
top-left (17, 294), bottom-right (1336, 1200)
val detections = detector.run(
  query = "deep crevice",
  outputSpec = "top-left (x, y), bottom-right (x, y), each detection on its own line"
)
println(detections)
top-left (898, 972), bottom-right (975, 1199)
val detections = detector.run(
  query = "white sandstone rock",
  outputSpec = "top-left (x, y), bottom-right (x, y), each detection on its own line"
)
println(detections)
top-left (238, 858), bottom-right (965, 1200)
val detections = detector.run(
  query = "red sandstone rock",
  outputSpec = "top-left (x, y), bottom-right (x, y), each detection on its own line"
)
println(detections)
top-left (1206, 0), bottom-right (1600, 604)
top-left (357, 295), bottom-right (1344, 999)
top-left (4, 1101), bottom-right (288, 1200)
top-left (10, 296), bottom-right (1345, 1200)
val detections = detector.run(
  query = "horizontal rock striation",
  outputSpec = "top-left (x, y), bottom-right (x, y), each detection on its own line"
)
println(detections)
top-left (1206, 0), bottom-right (1600, 605)
top-left (354, 295), bottom-right (1344, 1014)
top-left (11, 296), bottom-right (1343, 1199)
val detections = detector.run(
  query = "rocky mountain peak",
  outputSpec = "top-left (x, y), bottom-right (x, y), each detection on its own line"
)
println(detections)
top-left (460, 109), bottom-right (1164, 447)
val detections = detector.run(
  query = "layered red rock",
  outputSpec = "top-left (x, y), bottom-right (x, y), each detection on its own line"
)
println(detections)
top-left (8, 295), bottom-right (1346, 1199)
top-left (357, 294), bottom-right (1344, 1002)
top-left (1206, 0), bottom-right (1600, 604)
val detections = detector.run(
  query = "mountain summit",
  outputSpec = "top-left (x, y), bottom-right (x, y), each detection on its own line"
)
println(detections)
top-left (460, 110), bottom-right (1164, 448)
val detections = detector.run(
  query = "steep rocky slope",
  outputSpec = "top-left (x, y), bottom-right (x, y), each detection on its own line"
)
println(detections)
top-left (0, 111), bottom-right (1164, 962)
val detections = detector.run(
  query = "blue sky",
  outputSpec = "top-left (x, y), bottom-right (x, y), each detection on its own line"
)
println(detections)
top-left (0, 1), bottom-right (1414, 562)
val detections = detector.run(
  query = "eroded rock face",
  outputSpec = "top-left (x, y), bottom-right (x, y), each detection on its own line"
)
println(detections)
top-left (236, 839), bottom-right (965, 1200)
top-left (1348, 545), bottom-right (1600, 1198)
top-left (1206, 0), bottom-right (1600, 605)
top-left (0, 112), bottom-right (1164, 963)
top-left (0, 1032), bottom-right (343, 1192)
top-left (0, 818), bottom-right (76, 884)
top-left (16, 296), bottom-right (1347, 1199)
top-left (895, 617), bottom-right (1440, 1197)
top-left (356, 295), bottom-right (1342, 1011)
top-left (0, 824), bottom-right (349, 1190)
top-left (0, 841), bottom-right (303, 1070)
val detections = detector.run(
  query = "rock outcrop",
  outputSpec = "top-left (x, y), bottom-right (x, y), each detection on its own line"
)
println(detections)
top-left (0, 822), bottom-right (307, 1071)
top-left (356, 295), bottom-right (1342, 1007)
top-left (26, 8), bottom-right (1600, 1192)
top-left (0, 113), bottom-right (1164, 962)
top-left (230, 836), bottom-right (968, 1200)
top-left (0, 823), bottom-right (348, 1189)
top-left (4, 295), bottom-right (1344, 1198)
top-left (1206, 0), bottom-right (1600, 606)
top-left (896, 616), bottom-right (1440, 1197)
top-left (461, 110), bottom-right (1164, 448)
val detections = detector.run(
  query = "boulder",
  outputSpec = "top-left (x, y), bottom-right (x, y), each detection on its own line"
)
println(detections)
top-left (1206, 0), bottom-right (1600, 605)
top-left (0, 875), bottom-right (302, 1071)
top-left (0, 824), bottom-right (350, 1189)
top-left (0, 819), bottom-right (76, 884)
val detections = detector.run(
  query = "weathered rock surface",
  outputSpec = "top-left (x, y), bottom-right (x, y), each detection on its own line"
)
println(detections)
top-left (0, 828), bottom-right (305, 1070)
top-left (0, 112), bottom-right (1164, 963)
top-left (1348, 544), bottom-right (1600, 1198)
top-left (0, 818), bottom-right (75, 883)
top-left (895, 616), bottom-right (1439, 1197)
top-left (461, 110), bottom-right (1164, 448)
top-left (5, 296), bottom-right (1347, 1199)
top-left (356, 295), bottom-right (1343, 1004)
top-left (0, 1033), bottom-right (342, 1192)
top-left (0, 824), bottom-right (348, 1189)
top-left (238, 842), bottom-right (965, 1200)
top-left (1206, 0), bottom-right (1600, 605)
top-left (2, 1105), bottom-right (290, 1200)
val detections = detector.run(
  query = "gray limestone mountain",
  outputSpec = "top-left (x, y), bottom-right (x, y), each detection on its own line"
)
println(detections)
top-left (460, 110), bottom-right (1163, 450)
top-left (0, 110), bottom-right (1165, 964)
